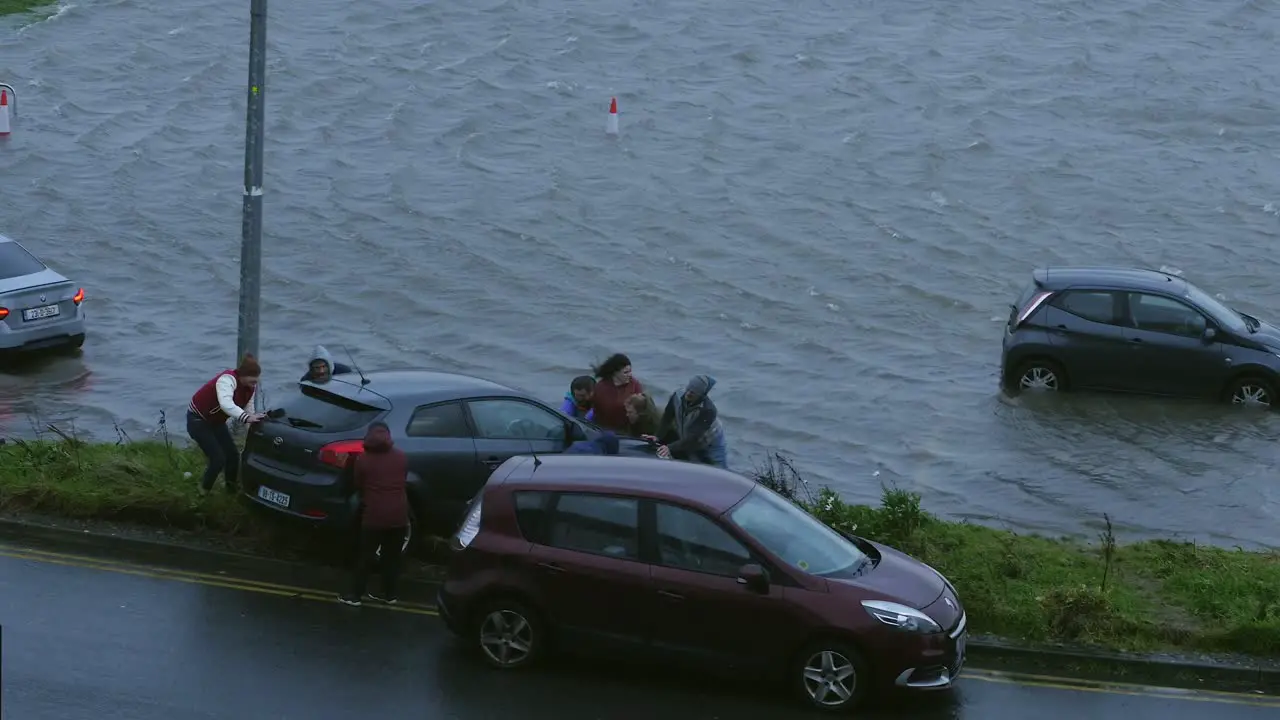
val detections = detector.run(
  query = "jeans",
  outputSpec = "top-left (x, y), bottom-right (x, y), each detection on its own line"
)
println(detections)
top-left (186, 411), bottom-right (239, 493)
top-left (350, 526), bottom-right (407, 599)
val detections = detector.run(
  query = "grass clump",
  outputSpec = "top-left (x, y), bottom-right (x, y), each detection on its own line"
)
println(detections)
top-left (752, 452), bottom-right (1280, 659)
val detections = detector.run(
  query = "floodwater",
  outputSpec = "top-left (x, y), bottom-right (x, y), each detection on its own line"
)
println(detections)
top-left (1, 0), bottom-right (1278, 547)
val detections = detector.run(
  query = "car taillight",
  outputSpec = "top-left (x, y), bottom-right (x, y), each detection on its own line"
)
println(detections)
top-left (1013, 290), bottom-right (1053, 328)
top-left (318, 440), bottom-right (364, 469)
top-left (454, 497), bottom-right (484, 549)
top-left (0, 307), bottom-right (7, 320)
top-left (73, 288), bottom-right (84, 305)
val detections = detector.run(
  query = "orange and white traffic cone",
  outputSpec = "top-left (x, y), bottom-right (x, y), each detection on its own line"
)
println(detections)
top-left (0, 90), bottom-right (10, 137)
top-left (606, 96), bottom-right (618, 136)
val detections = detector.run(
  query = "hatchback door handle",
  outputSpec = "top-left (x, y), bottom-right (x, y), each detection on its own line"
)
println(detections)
top-left (658, 589), bottom-right (684, 600)
top-left (482, 457), bottom-right (504, 467)
top-left (537, 562), bottom-right (565, 574)
top-left (1130, 337), bottom-right (1144, 343)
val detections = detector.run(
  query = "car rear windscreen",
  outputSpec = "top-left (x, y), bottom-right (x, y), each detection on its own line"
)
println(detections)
top-left (0, 242), bottom-right (48, 281)
top-left (271, 385), bottom-right (385, 433)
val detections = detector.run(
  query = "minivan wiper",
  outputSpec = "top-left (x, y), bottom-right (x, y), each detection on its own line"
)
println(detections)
top-left (285, 417), bottom-right (322, 429)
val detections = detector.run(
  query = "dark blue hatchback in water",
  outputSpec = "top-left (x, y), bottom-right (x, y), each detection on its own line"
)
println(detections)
top-left (1001, 266), bottom-right (1280, 408)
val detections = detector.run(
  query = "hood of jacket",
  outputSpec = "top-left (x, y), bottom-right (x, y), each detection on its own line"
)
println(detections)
top-left (684, 375), bottom-right (716, 404)
top-left (309, 345), bottom-right (336, 381)
top-left (363, 422), bottom-right (394, 453)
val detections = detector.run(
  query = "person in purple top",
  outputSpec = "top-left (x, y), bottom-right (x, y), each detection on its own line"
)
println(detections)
top-left (559, 375), bottom-right (596, 421)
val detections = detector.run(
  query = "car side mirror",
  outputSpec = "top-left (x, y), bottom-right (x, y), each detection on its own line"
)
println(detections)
top-left (736, 563), bottom-right (769, 593)
top-left (565, 421), bottom-right (587, 444)
top-left (1202, 327), bottom-right (1217, 344)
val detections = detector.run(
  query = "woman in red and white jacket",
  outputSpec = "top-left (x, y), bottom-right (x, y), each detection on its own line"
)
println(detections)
top-left (186, 353), bottom-right (265, 495)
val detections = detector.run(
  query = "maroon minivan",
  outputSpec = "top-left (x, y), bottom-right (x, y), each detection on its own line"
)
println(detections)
top-left (437, 455), bottom-right (966, 713)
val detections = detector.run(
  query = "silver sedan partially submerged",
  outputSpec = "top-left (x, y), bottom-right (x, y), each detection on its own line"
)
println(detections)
top-left (0, 233), bottom-right (86, 353)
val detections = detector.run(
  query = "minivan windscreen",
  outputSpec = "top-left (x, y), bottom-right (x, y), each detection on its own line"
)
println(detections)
top-left (269, 386), bottom-right (385, 433)
top-left (728, 486), bottom-right (870, 577)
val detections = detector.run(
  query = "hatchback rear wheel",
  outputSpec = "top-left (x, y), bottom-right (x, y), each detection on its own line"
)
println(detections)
top-left (1225, 376), bottom-right (1275, 409)
top-left (1013, 359), bottom-right (1065, 393)
top-left (792, 640), bottom-right (868, 713)
top-left (474, 599), bottom-right (543, 670)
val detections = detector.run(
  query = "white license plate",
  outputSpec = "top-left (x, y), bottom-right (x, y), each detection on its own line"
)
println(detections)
top-left (23, 304), bottom-right (61, 321)
top-left (257, 485), bottom-right (291, 508)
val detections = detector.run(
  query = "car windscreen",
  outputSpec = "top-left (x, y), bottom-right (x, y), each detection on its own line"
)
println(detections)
top-left (1184, 284), bottom-right (1248, 333)
top-left (0, 242), bottom-right (48, 281)
top-left (728, 486), bottom-right (869, 577)
top-left (268, 385), bottom-right (386, 433)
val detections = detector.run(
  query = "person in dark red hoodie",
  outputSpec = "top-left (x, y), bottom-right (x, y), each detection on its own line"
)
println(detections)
top-left (340, 421), bottom-right (410, 606)
top-left (589, 353), bottom-right (643, 434)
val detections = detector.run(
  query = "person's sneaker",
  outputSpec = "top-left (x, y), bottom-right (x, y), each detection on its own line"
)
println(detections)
top-left (337, 594), bottom-right (362, 607)
top-left (367, 593), bottom-right (397, 605)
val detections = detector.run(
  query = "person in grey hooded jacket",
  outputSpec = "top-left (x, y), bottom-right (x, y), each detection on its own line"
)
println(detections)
top-left (656, 375), bottom-right (728, 469)
top-left (301, 345), bottom-right (353, 384)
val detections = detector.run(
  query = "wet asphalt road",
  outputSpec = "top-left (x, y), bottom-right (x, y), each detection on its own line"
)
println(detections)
top-left (1, 547), bottom-right (1276, 720)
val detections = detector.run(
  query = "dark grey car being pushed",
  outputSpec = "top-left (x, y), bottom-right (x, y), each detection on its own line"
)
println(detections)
top-left (1001, 266), bottom-right (1280, 408)
top-left (239, 369), bottom-right (660, 553)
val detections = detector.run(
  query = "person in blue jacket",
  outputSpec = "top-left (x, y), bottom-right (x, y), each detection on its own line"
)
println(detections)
top-left (559, 375), bottom-right (596, 421)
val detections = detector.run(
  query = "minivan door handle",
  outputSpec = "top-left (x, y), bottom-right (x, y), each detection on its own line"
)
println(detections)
top-left (658, 589), bottom-right (684, 601)
top-left (537, 562), bottom-right (566, 574)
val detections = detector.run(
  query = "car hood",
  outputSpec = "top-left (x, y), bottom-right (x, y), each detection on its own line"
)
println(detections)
top-left (1243, 316), bottom-right (1280, 351)
top-left (829, 540), bottom-right (946, 610)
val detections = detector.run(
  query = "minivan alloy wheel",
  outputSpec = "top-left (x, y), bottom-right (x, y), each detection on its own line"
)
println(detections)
top-left (802, 650), bottom-right (857, 707)
top-left (479, 609), bottom-right (534, 667)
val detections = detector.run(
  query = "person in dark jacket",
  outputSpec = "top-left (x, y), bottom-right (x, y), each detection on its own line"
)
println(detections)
top-left (655, 375), bottom-right (728, 469)
top-left (339, 422), bottom-right (410, 606)
top-left (624, 392), bottom-right (660, 437)
top-left (301, 345), bottom-right (353, 384)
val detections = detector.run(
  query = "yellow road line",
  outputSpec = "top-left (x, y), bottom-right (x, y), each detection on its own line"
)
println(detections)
top-left (965, 669), bottom-right (1280, 707)
top-left (2, 544), bottom-right (1276, 706)
top-left (0, 546), bottom-right (438, 616)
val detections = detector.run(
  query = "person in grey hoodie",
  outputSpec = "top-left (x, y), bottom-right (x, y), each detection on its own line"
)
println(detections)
top-left (301, 345), bottom-right (353, 384)
top-left (655, 375), bottom-right (728, 469)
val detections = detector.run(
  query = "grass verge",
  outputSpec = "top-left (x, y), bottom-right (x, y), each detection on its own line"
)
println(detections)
top-left (2, 433), bottom-right (1277, 659)
top-left (0, 0), bottom-right (56, 17)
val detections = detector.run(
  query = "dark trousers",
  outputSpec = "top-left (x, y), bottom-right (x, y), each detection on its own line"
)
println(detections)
top-left (350, 526), bottom-right (407, 599)
top-left (186, 411), bottom-right (239, 493)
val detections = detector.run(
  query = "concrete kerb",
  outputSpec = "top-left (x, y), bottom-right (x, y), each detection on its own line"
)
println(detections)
top-left (2, 515), bottom-right (1278, 696)
top-left (0, 516), bottom-right (441, 605)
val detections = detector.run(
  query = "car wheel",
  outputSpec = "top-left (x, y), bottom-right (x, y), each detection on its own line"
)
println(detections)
top-left (473, 598), bottom-right (543, 670)
top-left (1013, 359), bottom-right (1065, 393)
top-left (1225, 376), bottom-right (1275, 409)
top-left (792, 640), bottom-right (869, 713)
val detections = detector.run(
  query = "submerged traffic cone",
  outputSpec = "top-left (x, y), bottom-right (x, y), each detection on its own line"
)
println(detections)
top-left (0, 90), bottom-right (10, 137)
top-left (606, 96), bottom-right (618, 136)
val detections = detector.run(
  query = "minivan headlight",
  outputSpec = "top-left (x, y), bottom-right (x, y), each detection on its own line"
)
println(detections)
top-left (861, 600), bottom-right (942, 634)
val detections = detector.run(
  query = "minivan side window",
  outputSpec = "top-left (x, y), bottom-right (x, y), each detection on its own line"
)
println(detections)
top-left (406, 402), bottom-right (471, 438)
top-left (1128, 293), bottom-right (1207, 338)
top-left (547, 494), bottom-right (640, 560)
top-left (1051, 290), bottom-right (1119, 325)
top-left (654, 503), bottom-right (753, 577)
top-left (512, 491), bottom-right (551, 544)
